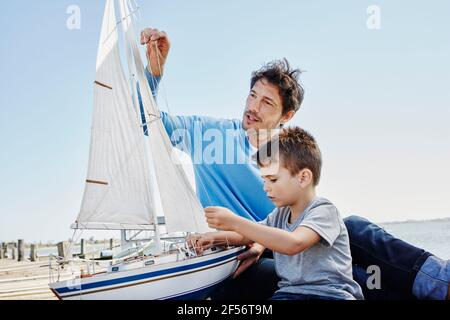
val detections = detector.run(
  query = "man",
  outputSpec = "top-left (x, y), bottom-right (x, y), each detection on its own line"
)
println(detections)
top-left (138, 28), bottom-right (450, 300)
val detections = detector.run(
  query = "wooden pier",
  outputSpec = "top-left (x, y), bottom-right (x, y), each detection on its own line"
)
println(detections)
top-left (0, 239), bottom-right (117, 300)
top-left (0, 258), bottom-right (57, 300)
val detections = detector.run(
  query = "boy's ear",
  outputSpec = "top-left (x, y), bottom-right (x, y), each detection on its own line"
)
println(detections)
top-left (297, 168), bottom-right (313, 187)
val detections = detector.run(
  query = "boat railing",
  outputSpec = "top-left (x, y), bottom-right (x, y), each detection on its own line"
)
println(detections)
top-left (49, 253), bottom-right (111, 283)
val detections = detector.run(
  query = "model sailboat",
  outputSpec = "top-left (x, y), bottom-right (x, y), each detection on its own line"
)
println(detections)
top-left (48, 0), bottom-right (243, 300)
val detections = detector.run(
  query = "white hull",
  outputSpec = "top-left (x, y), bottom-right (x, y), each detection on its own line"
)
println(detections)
top-left (49, 247), bottom-right (243, 300)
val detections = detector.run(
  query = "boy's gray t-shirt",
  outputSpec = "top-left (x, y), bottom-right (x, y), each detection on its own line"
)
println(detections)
top-left (260, 197), bottom-right (364, 300)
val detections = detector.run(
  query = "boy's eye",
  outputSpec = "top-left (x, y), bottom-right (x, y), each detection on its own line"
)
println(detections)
top-left (270, 179), bottom-right (278, 183)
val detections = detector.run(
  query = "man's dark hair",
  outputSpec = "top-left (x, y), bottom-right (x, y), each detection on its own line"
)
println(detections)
top-left (250, 58), bottom-right (304, 115)
top-left (255, 127), bottom-right (322, 186)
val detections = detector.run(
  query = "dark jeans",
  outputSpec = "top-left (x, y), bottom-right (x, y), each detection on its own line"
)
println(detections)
top-left (211, 255), bottom-right (279, 300)
top-left (211, 215), bottom-right (433, 300)
top-left (345, 215), bottom-right (432, 299)
top-left (270, 292), bottom-right (343, 300)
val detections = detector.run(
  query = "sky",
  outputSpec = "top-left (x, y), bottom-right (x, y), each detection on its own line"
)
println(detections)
top-left (0, 0), bottom-right (449, 242)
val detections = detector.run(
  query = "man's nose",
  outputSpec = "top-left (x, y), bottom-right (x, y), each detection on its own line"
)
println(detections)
top-left (248, 99), bottom-right (261, 114)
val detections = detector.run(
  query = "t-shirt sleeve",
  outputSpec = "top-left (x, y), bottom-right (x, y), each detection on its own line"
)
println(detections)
top-left (159, 111), bottom-right (198, 153)
top-left (160, 113), bottom-right (229, 159)
top-left (299, 205), bottom-right (341, 247)
top-left (137, 67), bottom-right (238, 160)
top-left (145, 67), bottom-right (161, 97)
top-left (258, 208), bottom-right (278, 227)
top-left (137, 70), bottom-right (218, 156)
top-left (136, 69), bottom-right (161, 137)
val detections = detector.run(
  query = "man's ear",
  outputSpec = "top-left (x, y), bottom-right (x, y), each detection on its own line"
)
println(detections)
top-left (297, 169), bottom-right (313, 187)
top-left (280, 110), bottom-right (296, 125)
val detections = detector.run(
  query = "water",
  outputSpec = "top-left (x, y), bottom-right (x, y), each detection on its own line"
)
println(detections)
top-left (380, 218), bottom-right (450, 259)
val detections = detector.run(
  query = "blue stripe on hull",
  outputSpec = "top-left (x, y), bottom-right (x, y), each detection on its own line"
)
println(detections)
top-left (56, 249), bottom-right (244, 295)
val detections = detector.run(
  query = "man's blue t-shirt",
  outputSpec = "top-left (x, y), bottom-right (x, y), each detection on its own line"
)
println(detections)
top-left (139, 69), bottom-right (275, 222)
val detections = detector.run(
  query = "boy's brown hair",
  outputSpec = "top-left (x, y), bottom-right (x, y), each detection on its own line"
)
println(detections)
top-left (255, 127), bottom-right (322, 186)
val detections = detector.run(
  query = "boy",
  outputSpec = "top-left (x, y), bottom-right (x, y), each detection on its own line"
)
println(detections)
top-left (189, 127), bottom-right (364, 300)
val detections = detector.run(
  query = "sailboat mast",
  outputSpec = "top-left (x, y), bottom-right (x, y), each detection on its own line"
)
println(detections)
top-left (120, 230), bottom-right (127, 248)
top-left (118, 0), bottom-right (162, 254)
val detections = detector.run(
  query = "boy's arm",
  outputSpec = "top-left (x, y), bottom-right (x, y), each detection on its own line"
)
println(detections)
top-left (205, 207), bottom-right (321, 256)
top-left (206, 231), bottom-right (254, 247)
top-left (187, 231), bottom-right (253, 255)
top-left (235, 220), bottom-right (321, 256)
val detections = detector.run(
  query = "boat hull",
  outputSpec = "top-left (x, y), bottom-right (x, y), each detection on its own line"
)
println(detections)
top-left (49, 247), bottom-right (244, 300)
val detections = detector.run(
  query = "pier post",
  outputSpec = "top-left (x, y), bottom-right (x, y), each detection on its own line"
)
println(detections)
top-left (18, 239), bottom-right (25, 261)
top-left (30, 244), bottom-right (37, 262)
top-left (109, 238), bottom-right (114, 250)
top-left (11, 245), bottom-right (16, 260)
top-left (57, 241), bottom-right (69, 259)
top-left (0, 243), bottom-right (4, 259)
top-left (80, 239), bottom-right (86, 259)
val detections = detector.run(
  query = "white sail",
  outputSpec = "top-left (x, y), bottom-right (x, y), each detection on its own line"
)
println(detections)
top-left (119, 0), bottom-right (211, 234)
top-left (74, 0), bottom-right (155, 230)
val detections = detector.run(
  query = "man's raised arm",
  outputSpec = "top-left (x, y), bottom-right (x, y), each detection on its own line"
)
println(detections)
top-left (140, 28), bottom-right (170, 77)
top-left (138, 28), bottom-right (197, 156)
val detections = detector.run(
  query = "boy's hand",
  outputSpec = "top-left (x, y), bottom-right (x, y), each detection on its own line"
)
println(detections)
top-left (186, 233), bottom-right (214, 255)
top-left (205, 207), bottom-right (241, 231)
top-left (140, 27), bottom-right (171, 76)
top-left (233, 243), bottom-right (265, 278)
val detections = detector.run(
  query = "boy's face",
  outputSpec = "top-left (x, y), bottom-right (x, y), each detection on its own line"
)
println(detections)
top-left (260, 161), bottom-right (302, 208)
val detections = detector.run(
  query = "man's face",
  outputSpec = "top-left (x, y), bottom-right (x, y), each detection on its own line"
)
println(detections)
top-left (242, 79), bottom-right (285, 131)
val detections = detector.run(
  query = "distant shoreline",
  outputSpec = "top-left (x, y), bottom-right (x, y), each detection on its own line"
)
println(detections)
top-left (378, 216), bottom-right (450, 225)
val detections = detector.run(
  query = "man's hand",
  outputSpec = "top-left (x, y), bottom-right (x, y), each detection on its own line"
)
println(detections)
top-left (233, 243), bottom-right (266, 279)
top-left (140, 28), bottom-right (170, 76)
top-left (186, 233), bottom-right (214, 255)
top-left (205, 207), bottom-right (242, 231)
